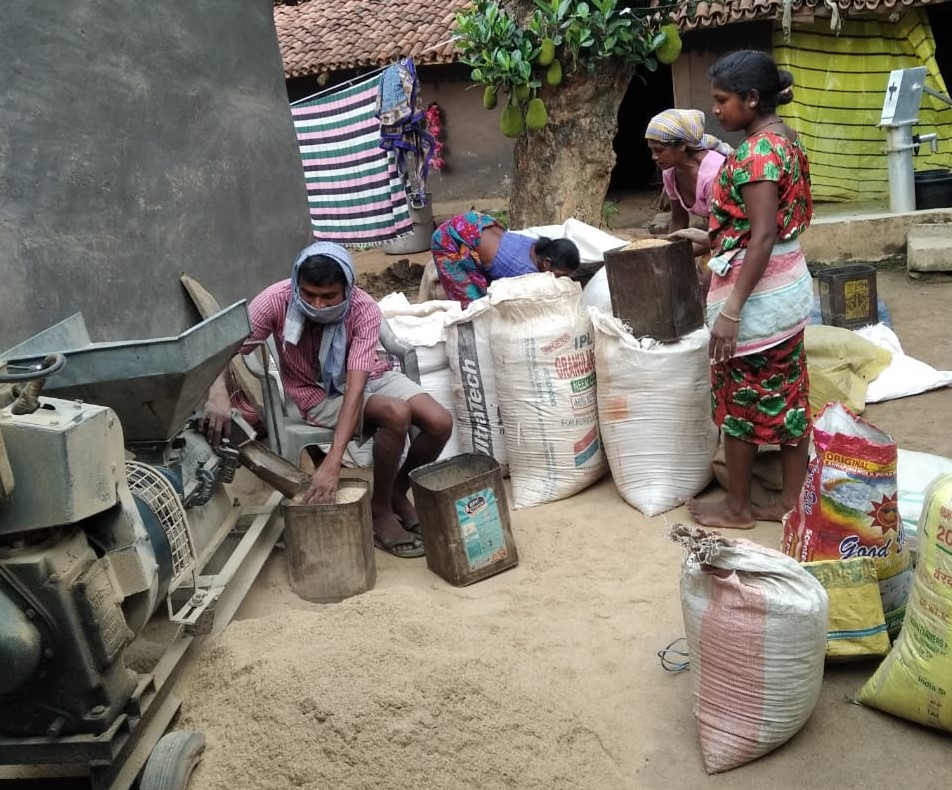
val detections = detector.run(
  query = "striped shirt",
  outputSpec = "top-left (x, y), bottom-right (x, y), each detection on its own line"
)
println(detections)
top-left (234, 279), bottom-right (390, 421)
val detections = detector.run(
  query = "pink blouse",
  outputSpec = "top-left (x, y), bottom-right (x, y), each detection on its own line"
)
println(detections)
top-left (662, 150), bottom-right (726, 218)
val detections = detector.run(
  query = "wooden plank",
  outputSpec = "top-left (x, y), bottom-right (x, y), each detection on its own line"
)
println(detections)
top-left (180, 273), bottom-right (263, 414)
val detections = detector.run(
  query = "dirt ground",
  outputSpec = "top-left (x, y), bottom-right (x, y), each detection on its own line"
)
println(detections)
top-left (173, 209), bottom-right (952, 790)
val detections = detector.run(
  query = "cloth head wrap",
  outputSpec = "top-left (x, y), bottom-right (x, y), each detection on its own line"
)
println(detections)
top-left (284, 241), bottom-right (356, 398)
top-left (645, 109), bottom-right (733, 157)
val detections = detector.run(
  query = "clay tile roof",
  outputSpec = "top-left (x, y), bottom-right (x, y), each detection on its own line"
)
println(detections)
top-left (653, 0), bottom-right (933, 30)
top-left (274, 0), bottom-right (468, 77)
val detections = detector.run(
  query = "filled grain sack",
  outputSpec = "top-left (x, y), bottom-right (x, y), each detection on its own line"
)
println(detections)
top-left (488, 273), bottom-right (607, 508)
top-left (444, 297), bottom-right (507, 468)
top-left (671, 526), bottom-right (829, 774)
top-left (857, 471), bottom-right (952, 732)
top-left (378, 293), bottom-right (463, 460)
top-left (782, 402), bottom-right (912, 635)
top-left (803, 557), bottom-right (890, 661)
top-left (592, 314), bottom-right (717, 515)
top-left (895, 448), bottom-right (952, 555)
top-left (582, 266), bottom-right (610, 311)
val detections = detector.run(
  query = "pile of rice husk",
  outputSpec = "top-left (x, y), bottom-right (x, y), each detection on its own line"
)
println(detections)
top-left (177, 585), bottom-right (630, 790)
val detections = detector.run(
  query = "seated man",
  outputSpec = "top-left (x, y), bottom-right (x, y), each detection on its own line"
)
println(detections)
top-left (203, 241), bottom-right (453, 559)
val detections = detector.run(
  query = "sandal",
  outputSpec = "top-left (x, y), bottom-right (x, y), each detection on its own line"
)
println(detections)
top-left (373, 534), bottom-right (425, 559)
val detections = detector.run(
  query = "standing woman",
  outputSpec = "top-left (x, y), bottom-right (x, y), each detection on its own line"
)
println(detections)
top-left (687, 50), bottom-right (815, 529)
top-left (430, 210), bottom-right (580, 308)
top-left (645, 108), bottom-right (733, 234)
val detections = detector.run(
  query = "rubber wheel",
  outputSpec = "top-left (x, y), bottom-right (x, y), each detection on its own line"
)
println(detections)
top-left (139, 730), bottom-right (206, 790)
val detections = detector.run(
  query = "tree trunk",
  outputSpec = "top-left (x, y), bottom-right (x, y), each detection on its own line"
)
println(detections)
top-left (509, 61), bottom-right (634, 228)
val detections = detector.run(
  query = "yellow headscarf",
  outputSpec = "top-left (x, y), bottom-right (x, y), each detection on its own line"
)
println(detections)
top-left (645, 109), bottom-right (733, 156)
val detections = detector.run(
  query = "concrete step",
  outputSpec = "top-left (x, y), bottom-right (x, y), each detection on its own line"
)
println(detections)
top-left (907, 223), bottom-right (952, 272)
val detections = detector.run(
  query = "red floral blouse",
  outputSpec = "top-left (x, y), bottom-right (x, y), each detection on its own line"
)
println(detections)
top-left (709, 130), bottom-right (813, 255)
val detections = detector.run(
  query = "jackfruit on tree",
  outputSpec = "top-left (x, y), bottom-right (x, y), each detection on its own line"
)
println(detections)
top-left (656, 24), bottom-right (682, 65)
top-left (514, 83), bottom-right (531, 103)
top-left (526, 98), bottom-right (547, 131)
top-left (546, 59), bottom-right (562, 87)
top-left (483, 86), bottom-right (498, 110)
top-left (499, 104), bottom-right (524, 138)
top-left (537, 38), bottom-right (556, 67)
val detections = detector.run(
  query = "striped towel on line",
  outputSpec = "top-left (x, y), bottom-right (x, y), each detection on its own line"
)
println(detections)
top-left (292, 73), bottom-right (413, 247)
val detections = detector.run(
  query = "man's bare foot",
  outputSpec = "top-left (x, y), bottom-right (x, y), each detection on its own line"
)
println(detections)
top-left (390, 493), bottom-right (420, 532)
top-left (372, 508), bottom-right (415, 547)
top-left (687, 498), bottom-right (756, 530)
top-left (752, 499), bottom-right (794, 522)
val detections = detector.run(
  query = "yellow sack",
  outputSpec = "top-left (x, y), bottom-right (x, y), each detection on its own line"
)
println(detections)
top-left (857, 472), bottom-right (952, 731)
top-left (804, 558), bottom-right (890, 661)
top-left (804, 325), bottom-right (892, 417)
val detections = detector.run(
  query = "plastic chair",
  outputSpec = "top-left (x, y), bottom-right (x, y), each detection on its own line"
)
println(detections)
top-left (243, 317), bottom-right (419, 464)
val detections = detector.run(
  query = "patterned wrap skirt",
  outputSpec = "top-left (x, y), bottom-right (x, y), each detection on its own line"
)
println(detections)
top-left (711, 330), bottom-right (811, 446)
top-left (430, 210), bottom-right (501, 307)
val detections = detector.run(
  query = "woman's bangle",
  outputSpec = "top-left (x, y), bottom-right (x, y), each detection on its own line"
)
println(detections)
top-left (719, 310), bottom-right (742, 323)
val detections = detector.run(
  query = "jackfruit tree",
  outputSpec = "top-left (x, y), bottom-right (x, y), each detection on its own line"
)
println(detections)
top-left (455, 0), bottom-right (682, 228)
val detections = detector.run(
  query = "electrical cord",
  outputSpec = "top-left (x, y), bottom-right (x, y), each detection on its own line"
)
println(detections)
top-left (658, 636), bottom-right (690, 672)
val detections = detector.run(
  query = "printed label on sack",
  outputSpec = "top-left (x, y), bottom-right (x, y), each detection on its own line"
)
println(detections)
top-left (784, 425), bottom-right (906, 581)
top-left (455, 487), bottom-right (508, 571)
top-left (460, 358), bottom-right (495, 456)
top-left (573, 427), bottom-right (601, 467)
top-left (541, 332), bottom-right (573, 355)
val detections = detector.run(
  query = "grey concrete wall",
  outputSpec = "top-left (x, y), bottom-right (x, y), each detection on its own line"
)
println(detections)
top-left (804, 206), bottom-right (952, 264)
top-left (0, 0), bottom-right (312, 348)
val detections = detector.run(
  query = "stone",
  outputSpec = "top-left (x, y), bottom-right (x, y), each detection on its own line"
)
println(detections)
top-left (907, 223), bottom-right (952, 272)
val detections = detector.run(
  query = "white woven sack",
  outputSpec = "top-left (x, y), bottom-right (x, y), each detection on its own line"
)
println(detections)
top-left (592, 313), bottom-right (718, 515)
top-left (488, 273), bottom-right (607, 508)
top-left (445, 298), bottom-right (507, 467)
top-left (582, 267), bottom-right (611, 311)
top-left (377, 294), bottom-right (461, 459)
top-left (673, 528), bottom-right (828, 774)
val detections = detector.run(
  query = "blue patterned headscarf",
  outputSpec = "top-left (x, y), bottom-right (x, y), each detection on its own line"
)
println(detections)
top-left (284, 241), bottom-right (355, 398)
top-left (645, 109), bottom-right (733, 156)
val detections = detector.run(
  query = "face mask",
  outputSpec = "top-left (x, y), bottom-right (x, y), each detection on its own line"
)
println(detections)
top-left (295, 292), bottom-right (349, 324)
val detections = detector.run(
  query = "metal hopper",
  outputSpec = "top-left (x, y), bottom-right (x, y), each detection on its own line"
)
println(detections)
top-left (2, 303), bottom-right (250, 443)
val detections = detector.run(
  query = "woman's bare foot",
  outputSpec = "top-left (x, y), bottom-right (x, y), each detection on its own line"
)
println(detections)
top-left (687, 498), bottom-right (756, 530)
top-left (752, 499), bottom-right (794, 522)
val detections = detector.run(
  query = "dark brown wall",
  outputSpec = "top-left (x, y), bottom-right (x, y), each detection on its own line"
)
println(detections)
top-left (674, 22), bottom-right (774, 148)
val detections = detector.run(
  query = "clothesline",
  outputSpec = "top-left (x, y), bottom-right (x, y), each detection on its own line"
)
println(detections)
top-left (290, 36), bottom-right (461, 107)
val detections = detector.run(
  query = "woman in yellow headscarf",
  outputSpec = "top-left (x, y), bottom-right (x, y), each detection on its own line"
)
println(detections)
top-left (645, 108), bottom-right (733, 235)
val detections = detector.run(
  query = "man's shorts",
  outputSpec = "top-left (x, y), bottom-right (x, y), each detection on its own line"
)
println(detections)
top-left (305, 370), bottom-right (426, 439)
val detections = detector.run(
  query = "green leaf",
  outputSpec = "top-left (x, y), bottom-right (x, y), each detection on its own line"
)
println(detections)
top-left (577, 2), bottom-right (591, 18)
